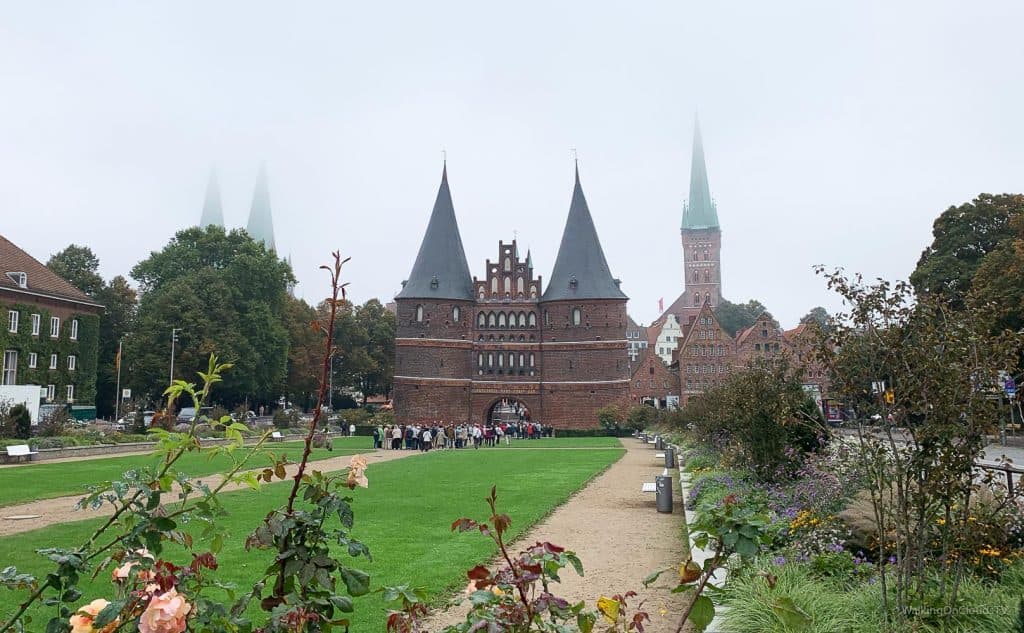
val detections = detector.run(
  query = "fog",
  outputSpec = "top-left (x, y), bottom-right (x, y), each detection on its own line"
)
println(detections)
top-left (2, 1), bottom-right (1022, 326)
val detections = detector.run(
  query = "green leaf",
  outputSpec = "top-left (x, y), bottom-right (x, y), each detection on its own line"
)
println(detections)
top-left (771, 596), bottom-right (812, 630)
top-left (735, 536), bottom-right (758, 558)
top-left (688, 595), bottom-right (715, 631)
top-left (93, 600), bottom-right (125, 628)
top-left (330, 595), bottom-right (354, 613)
top-left (565, 553), bottom-right (584, 577)
top-left (577, 610), bottom-right (596, 633)
top-left (339, 567), bottom-right (370, 596)
top-left (642, 569), bottom-right (666, 587)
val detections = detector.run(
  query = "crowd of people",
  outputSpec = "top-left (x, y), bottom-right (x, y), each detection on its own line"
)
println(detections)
top-left (371, 421), bottom-right (550, 451)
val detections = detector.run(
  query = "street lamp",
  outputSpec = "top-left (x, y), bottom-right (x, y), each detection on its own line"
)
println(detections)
top-left (169, 328), bottom-right (182, 385)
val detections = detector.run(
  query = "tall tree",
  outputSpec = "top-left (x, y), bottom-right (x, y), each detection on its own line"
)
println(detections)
top-left (126, 226), bottom-right (293, 408)
top-left (94, 276), bottom-right (137, 418)
top-left (283, 296), bottom-right (321, 410)
top-left (800, 306), bottom-right (831, 332)
top-left (970, 213), bottom-right (1024, 336)
top-left (714, 298), bottom-right (767, 337)
top-left (354, 299), bottom-right (396, 399)
top-left (46, 245), bottom-right (104, 297)
top-left (910, 193), bottom-right (1024, 308)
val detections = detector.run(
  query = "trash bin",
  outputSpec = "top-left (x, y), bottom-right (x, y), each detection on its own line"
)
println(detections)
top-left (664, 447), bottom-right (675, 469)
top-left (655, 475), bottom-right (673, 513)
top-left (655, 436), bottom-right (664, 450)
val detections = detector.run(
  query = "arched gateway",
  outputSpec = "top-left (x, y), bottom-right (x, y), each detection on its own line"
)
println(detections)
top-left (486, 398), bottom-right (532, 425)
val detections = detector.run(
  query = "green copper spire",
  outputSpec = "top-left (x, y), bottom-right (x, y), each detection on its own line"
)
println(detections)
top-left (682, 117), bottom-right (720, 230)
top-left (246, 163), bottom-right (276, 251)
top-left (526, 248), bottom-right (533, 271)
top-left (199, 170), bottom-right (224, 228)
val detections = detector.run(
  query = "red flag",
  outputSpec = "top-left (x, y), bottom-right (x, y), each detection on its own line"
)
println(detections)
top-left (658, 298), bottom-right (664, 313)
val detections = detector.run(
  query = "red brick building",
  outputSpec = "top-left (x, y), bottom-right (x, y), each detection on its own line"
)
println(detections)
top-left (393, 165), bottom-right (629, 429)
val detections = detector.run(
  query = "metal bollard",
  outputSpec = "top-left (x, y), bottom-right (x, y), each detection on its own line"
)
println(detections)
top-left (655, 436), bottom-right (664, 450)
top-left (664, 447), bottom-right (675, 469)
top-left (655, 475), bottom-right (673, 513)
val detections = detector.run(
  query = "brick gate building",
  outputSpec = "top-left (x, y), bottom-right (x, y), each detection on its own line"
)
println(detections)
top-left (393, 165), bottom-right (629, 429)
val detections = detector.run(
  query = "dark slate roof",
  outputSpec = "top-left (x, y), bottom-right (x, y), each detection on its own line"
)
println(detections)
top-left (396, 165), bottom-right (475, 301)
top-left (682, 117), bottom-right (720, 230)
top-left (542, 166), bottom-right (627, 302)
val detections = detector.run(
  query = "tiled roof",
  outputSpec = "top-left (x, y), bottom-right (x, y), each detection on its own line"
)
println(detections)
top-left (0, 235), bottom-right (102, 306)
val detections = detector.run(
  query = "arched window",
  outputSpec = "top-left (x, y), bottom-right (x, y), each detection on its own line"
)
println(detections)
top-left (572, 308), bottom-right (582, 326)
top-left (504, 257), bottom-right (511, 271)
top-left (498, 313), bottom-right (507, 327)
top-left (518, 312), bottom-right (526, 327)
top-left (703, 271), bottom-right (709, 283)
top-left (415, 305), bottom-right (424, 322)
top-left (453, 306), bottom-right (461, 322)
top-left (488, 312), bottom-right (497, 327)
top-left (478, 288), bottom-right (485, 300)
top-left (488, 353), bottom-right (494, 367)
top-left (693, 293), bottom-right (700, 306)
top-left (478, 353), bottom-right (484, 367)
top-left (529, 353), bottom-right (535, 367)
top-left (703, 250), bottom-right (709, 261)
top-left (517, 277), bottom-right (524, 294)
top-left (528, 312), bottom-right (537, 327)
top-left (508, 353), bottom-right (515, 368)
top-left (498, 354), bottom-right (504, 368)
top-left (504, 276), bottom-right (512, 293)
top-left (705, 293), bottom-right (711, 305)
top-left (478, 312), bottom-right (486, 327)
top-left (519, 353), bottom-right (525, 367)
top-left (491, 277), bottom-right (498, 294)
top-left (530, 285), bottom-right (537, 298)
top-left (692, 251), bottom-right (698, 261)
top-left (543, 310), bottom-right (550, 326)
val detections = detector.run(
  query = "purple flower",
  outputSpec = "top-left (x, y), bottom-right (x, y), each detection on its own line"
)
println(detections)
top-left (828, 543), bottom-right (845, 553)
top-left (772, 556), bottom-right (787, 566)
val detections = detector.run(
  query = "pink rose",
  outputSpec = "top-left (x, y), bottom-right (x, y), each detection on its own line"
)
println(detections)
top-left (68, 598), bottom-right (117, 633)
top-left (139, 588), bottom-right (192, 633)
top-left (112, 549), bottom-right (155, 582)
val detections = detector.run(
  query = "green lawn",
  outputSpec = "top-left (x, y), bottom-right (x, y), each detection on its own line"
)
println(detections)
top-left (504, 437), bottom-right (623, 448)
top-left (0, 437), bottom-right (372, 508)
top-left (0, 447), bottom-right (623, 630)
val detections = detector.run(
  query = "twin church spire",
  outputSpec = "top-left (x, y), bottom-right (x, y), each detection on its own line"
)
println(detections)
top-left (397, 162), bottom-right (625, 302)
top-left (198, 166), bottom-right (277, 252)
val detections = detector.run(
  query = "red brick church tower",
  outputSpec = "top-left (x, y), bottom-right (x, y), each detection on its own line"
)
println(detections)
top-left (393, 164), bottom-right (629, 429)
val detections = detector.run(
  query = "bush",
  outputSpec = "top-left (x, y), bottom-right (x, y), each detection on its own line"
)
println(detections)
top-left (551, 427), bottom-right (630, 437)
top-left (9, 404), bottom-right (32, 440)
top-left (38, 408), bottom-right (72, 437)
top-left (626, 405), bottom-right (660, 431)
top-left (369, 411), bottom-right (395, 427)
top-left (338, 408), bottom-right (372, 427)
top-left (273, 408), bottom-right (300, 429)
top-left (596, 405), bottom-right (624, 433)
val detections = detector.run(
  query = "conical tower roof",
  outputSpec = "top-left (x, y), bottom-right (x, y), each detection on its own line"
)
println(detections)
top-left (199, 170), bottom-right (224, 228)
top-left (542, 165), bottom-right (627, 302)
top-left (247, 164), bottom-right (276, 251)
top-left (682, 117), bottom-right (720, 230)
top-left (396, 164), bottom-right (475, 301)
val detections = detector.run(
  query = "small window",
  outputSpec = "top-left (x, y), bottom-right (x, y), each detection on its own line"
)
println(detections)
top-left (498, 354), bottom-right (504, 368)
top-left (68, 355), bottom-right (76, 371)
top-left (31, 314), bottom-right (40, 336)
top-left (28, 352), bottom-right (37, 369)
top-left (46, 384), bottom-right (55, 400)
top-left (530, 285), bottom-right (537, 298)
top-left (70, 319), bottom-right (79, 340)
top-left (519, 353), bottom-right (525, 367)
top-left (50, 353), bottom-right (58, 369)
top-left (572, 308), bottom-right (582, 326)
top-left (529, 353), bottom-right (535, 367)
top-left (693, 293), bottom-right (700, 306)
top-left (478, 312), bottom-right (486, 327)
top-left (528, 312), bottom-right (537, 327)
top-left (7, 310), bottom-right (17, 333)
top-left (504, 257), bottom-right (511, 272)
top-left (649, 366), bottom-right (655, 375)
top-left (508, 353), bottom-right (515, 368)
top-left (6, 272), bottom-right (27, 288)
top-left (517, 277), bottom-right (524, 294)
top-left (415, 305), bottom-right (424, 322)
top-left (453, 306), bottom-right (460, 322)
top-left (488, 353), bottom-right (494, 367)
top-left (478, 353), bottom-right (484, 367)
top-left (498, 313), bottom-right (507, 328)
top-left (488, 312), bottom-right (497, 327)
top-left (491, 277), bottom-right (498, 293)
top-left (504, 276), bottom-right (512, 293)
top-left (1, 350), bottom-right (17, 385)
top-left (50, 316), bottom-right (60, 338)
top-left (66, 384), bottom-right (74, 402)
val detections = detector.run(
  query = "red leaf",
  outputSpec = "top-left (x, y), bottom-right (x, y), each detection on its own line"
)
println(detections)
top-left (493, 514), bottom-right (512, 535)
top-left (467, 565), bottom-right (491, 581)
top-left (451, 518), bottom-right (477, 533)
top-left (543, 542), bottom-right (565, 554)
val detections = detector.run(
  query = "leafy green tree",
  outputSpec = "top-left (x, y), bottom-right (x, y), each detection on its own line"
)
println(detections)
top-left (714, 298), bottom-right (767, 337)
top-left (800, 306), bottom-right (831, 333)
top-left (126, 226), bottom-right (293, 408)
top-left (283, 296), bottom-right (321, 410)
top-left (94, 276), bottom-right (137, 418)
top-left (354, 299), bottom-right (395, 400)
top-left (46, 245), bottom-right (104, 297)
top-left (910, 193), bottom-right (1024, 308)
top-left (970, 213), bottom-right (1024, 335)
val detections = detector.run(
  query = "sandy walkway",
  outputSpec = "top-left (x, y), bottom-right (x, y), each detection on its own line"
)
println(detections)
top-left (0, 448), bottom-right (418, 537)
top-left (422, 438), bottom-right (689, 633)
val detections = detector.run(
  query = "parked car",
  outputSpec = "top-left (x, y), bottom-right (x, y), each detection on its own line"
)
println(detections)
top-left (231, 410), bottom-right (257, 422)
top-left (177, 407), bottom-right (213, 423)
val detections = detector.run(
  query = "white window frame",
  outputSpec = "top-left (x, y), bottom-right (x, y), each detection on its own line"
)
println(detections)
top-left (46, 384), bottom-right (55, 401)
top-left (70, 319), bottom-right (79, 340)
top-left (50, 316), bottom-right (60, 338)
top-left (31, 314), bottom-right (40, 336)
top-left (68, 355), bottom-right (76, 371)
top-left (7, 310), bottom-right (18, 333)
top-left (66, 384), bottom-right (74, 402)
top-left (2, 350), bottom-right (17, 385)
top-left (28, 352), bottom-right (37, 369)
top-left (49, 353), bottom-right (58, 370)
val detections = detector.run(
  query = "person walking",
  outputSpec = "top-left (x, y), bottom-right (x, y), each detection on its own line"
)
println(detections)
top-left (391, 424), bottom-right (402, 450)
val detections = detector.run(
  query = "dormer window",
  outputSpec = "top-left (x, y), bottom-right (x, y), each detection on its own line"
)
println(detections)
top-left (6, 272), bottom-right (27, 288)
top-left (429, 276), bottom-right (439, 290)
top-left (568, 276), bottom-right (578, 290)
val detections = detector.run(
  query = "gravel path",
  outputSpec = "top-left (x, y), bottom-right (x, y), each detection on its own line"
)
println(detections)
top-left (422, 438), bottom-right (689, 633)
top-left (0, 448), bottom-right (419, 537)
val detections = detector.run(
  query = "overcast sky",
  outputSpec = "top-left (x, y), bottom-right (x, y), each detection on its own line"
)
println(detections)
top-left (2, 1), bottom-right (1022, 327)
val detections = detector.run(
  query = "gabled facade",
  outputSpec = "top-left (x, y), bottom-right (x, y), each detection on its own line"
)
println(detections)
top-left (625, 316), bottom-right (648, 361)
top-left (650, 313), bottom-right (684, 364)
top-left (734, 312), bottom-right (793, 365)
top-left (0, 235), bottom-right (103, 409)
top-left (628, 347), bottom-right (679, 409)
top-left (677, 301), bottom-right (735, 404)
top-left (393, 165), bottom-right (629, 429)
